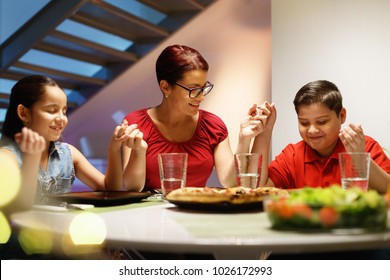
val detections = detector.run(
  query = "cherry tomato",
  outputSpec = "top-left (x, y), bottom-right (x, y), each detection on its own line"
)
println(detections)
top-left (293, 204), bottom-right (313, 219)
top-left (319, 206), bottom-right (339, 227)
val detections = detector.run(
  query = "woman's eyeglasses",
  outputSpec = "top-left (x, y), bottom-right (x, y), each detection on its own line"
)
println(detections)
top-left (175, 81), bottom-right (214, 99)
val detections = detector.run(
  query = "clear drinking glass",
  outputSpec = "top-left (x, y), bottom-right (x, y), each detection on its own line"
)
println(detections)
top-left (339, 152), bottom-right (370, 191)
top-left (158, 153), bottom-right (188, 196)
top-left (234, 153), bottom-right (262, 188)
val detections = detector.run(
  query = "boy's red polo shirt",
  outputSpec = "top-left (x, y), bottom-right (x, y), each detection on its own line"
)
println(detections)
top-left (268, 136), bottom-right (390, 189)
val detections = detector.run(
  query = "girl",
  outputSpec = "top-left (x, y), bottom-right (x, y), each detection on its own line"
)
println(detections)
top-left (0, 75), bottom-right (133, 213)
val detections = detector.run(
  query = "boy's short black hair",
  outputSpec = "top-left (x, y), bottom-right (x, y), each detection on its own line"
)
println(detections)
top-left (293, 80), bottom-right (343, 116)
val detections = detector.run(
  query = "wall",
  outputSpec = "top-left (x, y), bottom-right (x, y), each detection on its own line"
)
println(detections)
top-left (272, 0), bottom-right (390, 158)
top-left (63, 0), bottom-right (271, 186)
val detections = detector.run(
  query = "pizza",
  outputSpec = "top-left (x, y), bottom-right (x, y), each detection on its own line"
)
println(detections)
top-left (165, 186), bottom-right (289, 204)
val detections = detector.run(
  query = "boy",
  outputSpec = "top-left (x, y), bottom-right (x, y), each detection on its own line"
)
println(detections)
top-left (254, 80), bottom-right (390, 193)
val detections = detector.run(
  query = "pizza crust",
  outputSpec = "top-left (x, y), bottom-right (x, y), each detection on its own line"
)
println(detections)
top-left (166, 186), bottom-right (288, 204)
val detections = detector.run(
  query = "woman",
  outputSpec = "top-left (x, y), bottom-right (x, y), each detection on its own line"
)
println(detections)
top-left (0, 75), bottom-right (132, 213)
top-left (122, 45), bottom-right (268, 191)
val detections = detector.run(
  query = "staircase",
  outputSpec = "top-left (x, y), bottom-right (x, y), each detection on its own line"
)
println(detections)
top-left (0, 0), bottom-right (216, 130)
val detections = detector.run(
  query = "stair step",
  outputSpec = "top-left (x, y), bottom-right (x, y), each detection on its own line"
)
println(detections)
top-left (12, 61), bottom-right (106, 89)
top-left (35, 30), bottom-right (138, 66)
top-left (71, 1), bottom-right (169, 42)
top-left (138, 0), bottom-right (207, 13)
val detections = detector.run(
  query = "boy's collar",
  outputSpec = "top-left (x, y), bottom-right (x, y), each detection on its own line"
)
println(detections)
top-left (304, 139), bottom-right (345, 163)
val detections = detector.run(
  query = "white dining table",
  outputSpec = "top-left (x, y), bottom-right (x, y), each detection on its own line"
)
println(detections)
top-left (9, 199), bottom-right (390, 259)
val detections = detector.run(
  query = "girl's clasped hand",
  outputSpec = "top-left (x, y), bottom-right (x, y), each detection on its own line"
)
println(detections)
top-left (14, 127), bottom-right (45, 155)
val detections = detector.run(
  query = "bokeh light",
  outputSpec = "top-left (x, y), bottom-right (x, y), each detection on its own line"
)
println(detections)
top-left (18, 228), bottom-right (53, 255)
top-left (0, 211), bottom-right (11, 244)
top-left (61, 234), bottom-right (105, 257)
top-left (69, 212), bottom-right (106, 245)
top-left (0, 152), bottom-right (21, 207)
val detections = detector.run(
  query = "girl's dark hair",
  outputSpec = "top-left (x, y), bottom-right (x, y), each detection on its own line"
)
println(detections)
top-left (293, 80), bottom-right (343, 116)
top-left (155, 45), bottom-right (209, 85)
top-left (1, 75), bottom-right (59, 142)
